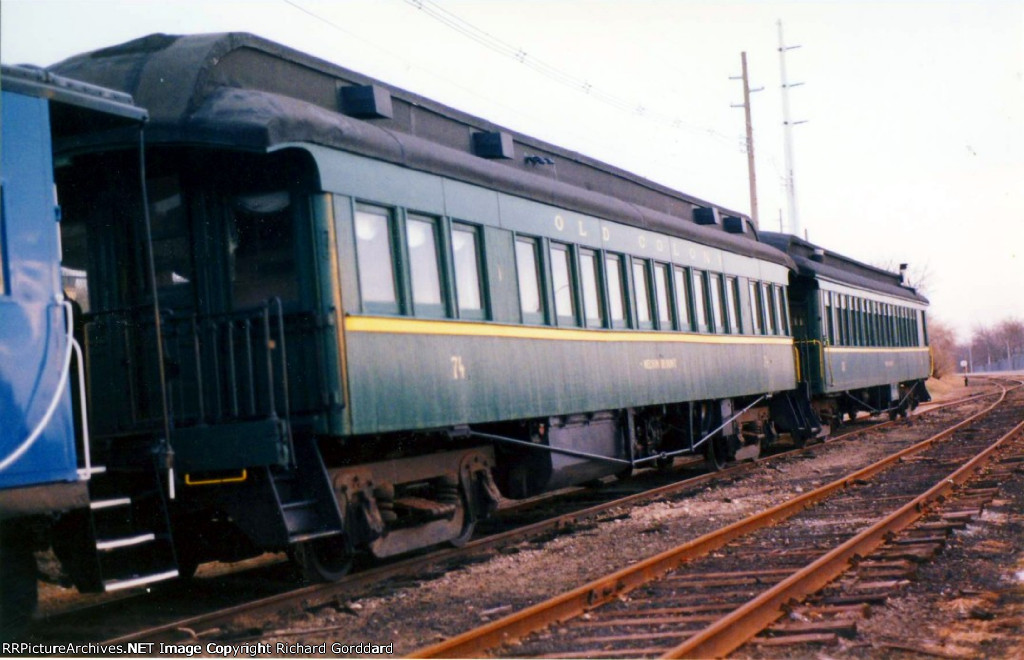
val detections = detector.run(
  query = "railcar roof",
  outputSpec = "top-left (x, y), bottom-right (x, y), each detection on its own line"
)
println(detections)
top-left (49, 32), bottom-right (793, 269)
top-left (1, 63), bottom-right (147, 139)
top-left (760, 232), bottom-right (928, 304)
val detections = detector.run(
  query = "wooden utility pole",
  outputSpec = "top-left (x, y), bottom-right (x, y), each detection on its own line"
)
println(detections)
top-left (731, 52), bottom-right (762, 228)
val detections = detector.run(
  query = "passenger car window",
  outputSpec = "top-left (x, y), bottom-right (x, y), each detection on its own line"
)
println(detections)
top-left (605, 253), bottom-right (627, 328)
top-left (726, 277), bottom-right (741, 334)
top-left (451, 223), bottom-right (483, 318)
top-left (673, 267), bottom-right (692, 331)
top-left (515, 237), bottom-right (544, 322)
top-left (406, 214), bottom-right (444, 316)
top-left (749, 281), bottom-right (763, 335)
top-left (653, 263), bottom-right (671, 329)
top-left (354, 205), bottom-right (398, 312)
top-left (550, 242), bottom-right (577, 325)
top-left (764, 283), bottom-right (778, 335)
top-left (632, 259), bottom-right (653, 328)
top-left (709, 274), bottom-right (726, 333)
top-left (774, 285), bottom-right (788, 336)
top-left (692, 270), bottom-right (709, 333)
top-left (579, 249), bottom-right (604, 328)
top-left (824, 292), bottom-right (835, 345)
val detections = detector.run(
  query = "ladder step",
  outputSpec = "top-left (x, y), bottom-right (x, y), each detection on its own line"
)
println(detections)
top-left (91, 497), bottom-right (131, 510)
top-left (96, 533), bottom-right (155, 551)
top-left (104, 569), bottom-right (180, 592)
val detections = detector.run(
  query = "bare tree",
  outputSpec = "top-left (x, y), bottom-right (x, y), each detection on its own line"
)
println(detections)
top-left (927, 318), bottom-right (959, 378)
top-left (869, 259), bottom-right (932, 295)
top-left (995, 318), bottom-right (1024, 354)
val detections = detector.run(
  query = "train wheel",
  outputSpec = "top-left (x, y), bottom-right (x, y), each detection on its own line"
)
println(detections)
top-left (0, 544), bottom-right (38, 640)
top-left (704, 435), bottom-right (729, 471)
top-left (292, 535), bottom-right (353, 583)
top-left (447, 520), bottom-right (477, 548)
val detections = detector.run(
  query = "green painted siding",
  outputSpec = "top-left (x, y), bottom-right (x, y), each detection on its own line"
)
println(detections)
top-left (344, 322), bottom-right (796, 434)
top-left (819, 347), bottom-right (930, 393)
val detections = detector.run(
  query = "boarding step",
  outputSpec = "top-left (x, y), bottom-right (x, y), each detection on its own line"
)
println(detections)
top-left (75, 450), bottom-right (180, 594)
top-left (96, 533), bottom-right (155, 551)
top-left (267, 436), bottom-right (343, 544)
top-left (104, 569), bottom-right (180, 592)
top-left (90, 497), bottom-right (131, 510)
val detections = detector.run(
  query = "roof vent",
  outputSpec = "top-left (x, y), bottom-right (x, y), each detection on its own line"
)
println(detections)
top-left (340, 84), bottom-right (393, 119)
top-left (811, 248), bottom-right (826, 262)
top-left (693, 207), bottom-right (721, 226)
top-left (722, 215), bottom-right (747, 234)
top-left (472, 131), bottom-right (514, 159)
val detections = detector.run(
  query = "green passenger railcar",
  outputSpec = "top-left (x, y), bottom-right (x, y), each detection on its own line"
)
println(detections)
top-left (47, 32), bottom-right (823, 579)
top-left (761, 233), bottom-right (931, 423)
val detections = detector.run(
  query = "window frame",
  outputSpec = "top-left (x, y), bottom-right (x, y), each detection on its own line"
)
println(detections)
top-left (604, 252), bottom-right (628, 329)
top-left (449, 221), bottom-right (487, 320)
top-left (577, 248), bottom-right (605, 329)
top-left (653, 261), bottom-right (673, 330)
top-left (631, 257), bottom-right (654, 330)
top-left (763, 282), bottom-right (778, 335)
top-left (354, 203), bottom-right (401, 315)
top-left (404, 212), bottom-right (447, 318)
top-left (549, 240), bottom-right (579, 327)
top-left (774, 284), bottom-right (788, 336)
top-left (726, 276), bottom-right (741, 334)
top-left (748, 280), bottom-right (764, 335)
top-left (514, 234), bottom-right (546, 325)
top-left (691, 269), bottom-right (710, 333)
top-left (709, 273), bottom-right (726, 334)
top-left (673, 266), bottom-right (693, 332)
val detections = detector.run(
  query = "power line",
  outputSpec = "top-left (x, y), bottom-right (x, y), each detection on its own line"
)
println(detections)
top-left (403, 0), bottom-right (736, 146)
top-left (278, 0), bottom-right (740, 194)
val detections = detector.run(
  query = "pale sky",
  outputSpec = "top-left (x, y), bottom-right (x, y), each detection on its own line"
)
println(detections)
top-left (3, 0), bottom-right (1022, 341)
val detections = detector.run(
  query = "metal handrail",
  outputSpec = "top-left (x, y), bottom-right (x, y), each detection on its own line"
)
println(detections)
top-left (0, 300), bottom-right (76, 472)
top-left (80, 304), bottom-right (313, 433)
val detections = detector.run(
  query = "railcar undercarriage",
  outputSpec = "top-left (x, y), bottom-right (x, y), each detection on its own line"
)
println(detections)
top-left (812, 379), bottom-right (931, 426)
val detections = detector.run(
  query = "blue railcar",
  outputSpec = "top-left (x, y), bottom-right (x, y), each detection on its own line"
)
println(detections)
top-left (0, 65), bottom-right (159, 637)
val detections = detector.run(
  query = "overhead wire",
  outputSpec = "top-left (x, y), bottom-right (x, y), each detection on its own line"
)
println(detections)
top-left (278, 0), bottom-right (742, 189)
top-left (403, 0), bottom-right (738, 146)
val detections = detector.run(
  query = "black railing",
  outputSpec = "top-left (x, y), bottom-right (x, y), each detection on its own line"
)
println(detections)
top-left (83, 301), bottom-right (327, 438)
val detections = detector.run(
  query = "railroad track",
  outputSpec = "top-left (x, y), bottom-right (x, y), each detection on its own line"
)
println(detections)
top-left (409, 381), bottom-right (1024, 658)
top-left (28, 383), bottom-right (1002, 646)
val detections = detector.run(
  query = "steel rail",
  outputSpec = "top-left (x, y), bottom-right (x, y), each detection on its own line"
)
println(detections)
top-left (96, 384), bottom-right (998, 646)
top-left (409, 383), bottom-right (1014, 658)
top-left (101, 449), bottom-right (763, 644)
top-left (667, 413), bottom-right (1024, 657)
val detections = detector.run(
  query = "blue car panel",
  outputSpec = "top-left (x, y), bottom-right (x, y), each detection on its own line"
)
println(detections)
top-left (0, 90), bottom-right (78, 491)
